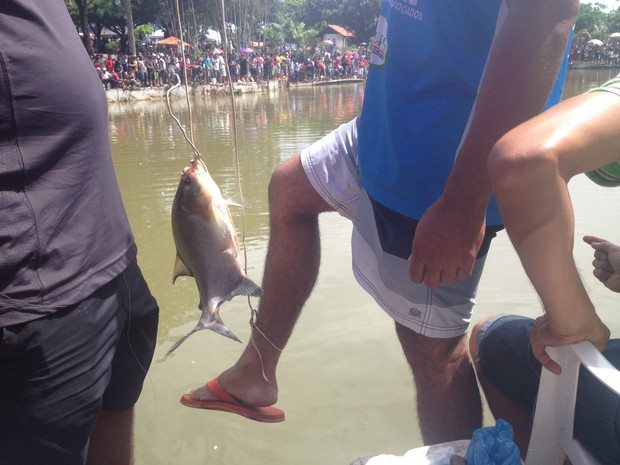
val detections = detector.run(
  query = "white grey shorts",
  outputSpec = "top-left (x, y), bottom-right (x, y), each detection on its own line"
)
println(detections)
top-left (300, 119), bottom-right (490, 338)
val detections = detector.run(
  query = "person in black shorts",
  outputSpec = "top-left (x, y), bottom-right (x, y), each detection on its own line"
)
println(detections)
top-left (0, 2), bottom-right (159, 464)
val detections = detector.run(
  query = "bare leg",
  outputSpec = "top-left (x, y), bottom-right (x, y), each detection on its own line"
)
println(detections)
top-left (86, 408), bottom-right (134, 465)
top-left (469, 318), bottom-right (533, 459)
top-left (396, 323), bottom-right (482, 444)
top-left (189, 154), bottom-right (334, 406)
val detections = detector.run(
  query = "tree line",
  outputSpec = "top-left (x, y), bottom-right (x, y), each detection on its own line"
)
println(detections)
top-left (65, 0), bottom-right (381, 55)
top-left (575, 3), bottom-right (620, 40)
top-left (66, 0), bottom-right (620, 56)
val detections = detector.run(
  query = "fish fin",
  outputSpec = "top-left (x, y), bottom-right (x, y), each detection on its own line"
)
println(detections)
top-left (227, 276), bottom-right (263, 301)
top-left (172, 253), bottom-right (193, 283)
top-left (164, 317), bottom-right (241, 359)
top-left (207, 307), bottom-right (242, 342)
top-left (208, 321), bottom-right (242, 343)
top-left (164, 327), bottom-right (200, 359)
top-left (226, 194), bottom-right (250, 208)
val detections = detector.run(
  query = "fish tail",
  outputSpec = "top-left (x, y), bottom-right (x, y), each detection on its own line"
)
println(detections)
top-left (164, 317), bottom-right (241, 359)
top-left (164, 328), bottom-right (199, 359)
top-left (227, 276), bottom-right (263, 300)
top-left (207, 321), bottom-right (242, 343)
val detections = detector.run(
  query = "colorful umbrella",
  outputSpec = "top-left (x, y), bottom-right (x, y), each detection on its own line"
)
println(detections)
top-left (210, 48), bottom-right (224, 55)
top-left (156, 36), bottom-right (191, 46)
top-left (240, 47), bottom-right (254, 54)
top-left (609, 32), bottom-right (620, 38)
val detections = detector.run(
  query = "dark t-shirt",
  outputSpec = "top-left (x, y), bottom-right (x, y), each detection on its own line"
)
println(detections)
top-left (0, 0), bottom-right (136, 326)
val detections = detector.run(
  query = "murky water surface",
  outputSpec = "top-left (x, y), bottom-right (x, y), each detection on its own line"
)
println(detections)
top-left (107, 69), bottom-right (620, 464)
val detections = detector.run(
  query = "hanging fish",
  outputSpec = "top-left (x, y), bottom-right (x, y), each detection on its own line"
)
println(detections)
top-left (166, 158), bottom-right (261, 358)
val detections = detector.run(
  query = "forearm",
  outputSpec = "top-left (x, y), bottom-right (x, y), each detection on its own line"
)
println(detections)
top-left (444, 0), bottom-right (578, 208)
top-left (489, 90), bottom-right (620, 336)
top-left (501, 173), bottom-right (595, 334)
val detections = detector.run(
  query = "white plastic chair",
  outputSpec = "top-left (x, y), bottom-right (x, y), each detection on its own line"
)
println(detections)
top-left (525, 342), bottom-right (620, 465)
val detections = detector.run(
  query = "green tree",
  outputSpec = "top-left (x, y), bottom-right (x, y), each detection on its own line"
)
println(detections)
top-left (607, 9), bottom-right (620, 35)
top-left (282, 0), bottom-right (305, 20)
top-left (339, 0), bottom-right (380, 42)
top-left (303, 0), bottom-right (339, 29)
top-left (66, 0), bottom-right (95, 54)
top-left (575, 3), bottom-right (608, 40)
top-left (66, 0), bottom-right (381, 55)
top-left (263, 22), bottom-right (284, 49)
top-left (282, 18), bottom-right (317, 50)
top-left (135, 23), bottom-right (154, 40)
top-left (302, 0), bottom-right (380, 43)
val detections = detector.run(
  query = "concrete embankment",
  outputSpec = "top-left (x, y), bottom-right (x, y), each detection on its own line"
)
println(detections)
top-left (105, 78), bottom-right (365, 103)
top-left (105, 80), bottom-right (283, 103)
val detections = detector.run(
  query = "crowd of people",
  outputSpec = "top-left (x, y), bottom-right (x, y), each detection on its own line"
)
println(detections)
top-left (92, 46), bottom-right (369, 90)
top-left (94, 37), bottom-right (620, 90)
top-left (569, 37), bottom-right (620, 67)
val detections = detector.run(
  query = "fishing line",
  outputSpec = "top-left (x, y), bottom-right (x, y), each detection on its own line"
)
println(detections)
top-left (168, 0), bottom-right (201, 162)
top-left (216, 0), bottom-right (245, 275)
top-left (165, 80), bottom-right (202, 159)
top-left (216, 0), bottom-right (282, 383)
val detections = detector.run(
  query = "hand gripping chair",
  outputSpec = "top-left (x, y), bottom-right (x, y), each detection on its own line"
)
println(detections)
top-left (525, 342), bottom-right (620, 465)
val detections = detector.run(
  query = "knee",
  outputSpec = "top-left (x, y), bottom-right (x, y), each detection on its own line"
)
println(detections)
top-left (396, 323), bottom-right (469, 368)
top-left (268, 161), bottom-right (299, 221)
top-left (269, 162), bottom-right (291, 201)
top-left (488, 131), bottom-right (560, 196)
top-left (268, 156), bottom-right (328, 221)
top-left (469, 318), bottom-right (489, 367)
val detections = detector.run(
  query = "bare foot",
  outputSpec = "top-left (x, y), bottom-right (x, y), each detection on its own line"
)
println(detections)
top-left (188, 348), bottom-right (279, 406)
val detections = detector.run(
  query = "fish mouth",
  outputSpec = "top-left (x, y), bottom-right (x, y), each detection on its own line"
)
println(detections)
top-left (180, 159), bottom-right (206, 184)
top-left (181, 167), bottom-right (193, 185)
top-left (191, 158), bottom-right (207, 171)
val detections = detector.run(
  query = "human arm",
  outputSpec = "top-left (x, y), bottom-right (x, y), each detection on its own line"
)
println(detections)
top-left (488, 90), bottom-right (620, 373)
top-left (409, 0), bottom-right (579, 288)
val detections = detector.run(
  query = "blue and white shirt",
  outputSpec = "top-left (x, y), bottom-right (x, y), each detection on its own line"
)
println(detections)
top-left (358, 0), bottom-right (570, 225)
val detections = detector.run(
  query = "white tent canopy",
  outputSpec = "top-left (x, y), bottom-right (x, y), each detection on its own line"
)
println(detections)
top-left (205, 28), bottom-right (221, 44)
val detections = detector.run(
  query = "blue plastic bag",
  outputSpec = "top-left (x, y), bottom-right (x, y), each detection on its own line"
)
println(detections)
top-left (462, 419), bottom-right (521, 465)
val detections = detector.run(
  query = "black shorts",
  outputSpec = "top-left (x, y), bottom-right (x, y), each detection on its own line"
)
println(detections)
top-left (0, 258), bottom-right (159, 465)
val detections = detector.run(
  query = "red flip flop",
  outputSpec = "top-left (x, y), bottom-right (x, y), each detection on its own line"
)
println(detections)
top-left (180, 378), bottom-right (285, 423)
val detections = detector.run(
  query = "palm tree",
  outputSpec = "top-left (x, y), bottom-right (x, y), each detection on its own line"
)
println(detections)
top-left (283, 19), bottom-right (317, 51)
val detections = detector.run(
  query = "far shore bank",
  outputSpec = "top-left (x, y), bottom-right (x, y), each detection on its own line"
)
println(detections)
top-left (568, 63), bottom-right (620, 70)
top-left (105, 78), bottom-right (365, 103)
top-left (104, 65), bottom-right (620, 104)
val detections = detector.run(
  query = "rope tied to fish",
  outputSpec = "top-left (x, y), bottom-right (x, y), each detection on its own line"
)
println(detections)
top-left (166, 0), bottom-right (281, 382)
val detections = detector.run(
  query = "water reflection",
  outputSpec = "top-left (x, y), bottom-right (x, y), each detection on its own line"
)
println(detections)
top-left (107, 74), bottom-right (620, 465)
top-left (110, 85), bottom-right (366, 247)
top-left (562, 67), bottom-right (620, 98)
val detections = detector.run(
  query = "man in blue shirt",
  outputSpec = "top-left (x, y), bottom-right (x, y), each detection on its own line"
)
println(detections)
top-left (181, 0), bottom-right (579, 445)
